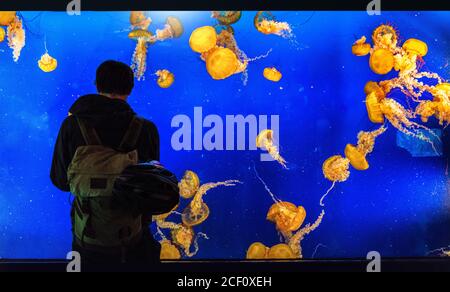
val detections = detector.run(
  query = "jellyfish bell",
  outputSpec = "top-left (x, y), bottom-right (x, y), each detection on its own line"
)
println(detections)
top-left (256, 129), bottom-right (274, 149)
top-left (181, 201), bottom-right (210, 227)
top-left (364, 81), bottom-right (386, 101)
top-left (130, 11), bottom-right (151, 30)
top-left (206, 47), bottom-right (239, 80)
top-left (171, 226), bottom-right (195, 252)
top-left (366, 92), bottom-right (385, 124)
top-left (254, 11), bottom-right (292, 37)
top-left (246, 242), bottom-right (269, 260)
top-left (189, 26), bottom-right (217, 54)
top-left (156, 69), bottom-right (175, 89)
top-left (403, 38), bottom-right (428, 57)
top-left (212, 11), bottom-right (242, 26)
top-left (0, 27), bottom-right (5, 43)
top-left (263, 67), bottom-right (283, 82)
top-left (128, 29), bottom-right (155, 43)
top-left (352, 36), bottom-right (371, 57)
top-left (267, 202), bottom-right (306, 234)
top-left (179, 171), bottom-right (200, 199)
top-left (166, 16), bottom-right (184, 38)
top-left (345, 144), bottom-right (369, 171)
top-left (38, 53), bottom-right (58, 73)
top-left (160, 240), bottom-right (182, 260)
top-left (370, 49), bottom-right (395, 75)
top-left (372, 24), bottom-right (398, 49)
top-left (0, 11), bottom-right (16, 26)
top-left (267, 244), bottom-right (297, 260)
top-left (322, 155), bottom-right (350, 183)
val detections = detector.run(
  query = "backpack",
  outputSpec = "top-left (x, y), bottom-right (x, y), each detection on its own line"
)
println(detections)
top-left (67, 116), bottom-right (144, 247)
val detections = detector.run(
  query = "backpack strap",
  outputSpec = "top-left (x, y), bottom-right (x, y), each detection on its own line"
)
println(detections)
top-left (118, 116), bottom-right (144, 152)
top-left (77, 118), bottom-right (102, 146)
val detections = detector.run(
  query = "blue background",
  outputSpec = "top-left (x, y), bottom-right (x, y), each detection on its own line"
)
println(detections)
top-left (0, 11), bottom-right (449, 259)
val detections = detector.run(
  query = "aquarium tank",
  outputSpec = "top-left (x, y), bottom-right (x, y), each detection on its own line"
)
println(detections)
top-left (0, 11), bottom-right (449, 261)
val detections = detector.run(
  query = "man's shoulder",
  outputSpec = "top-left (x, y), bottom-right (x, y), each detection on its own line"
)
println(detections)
top-left (136, 116), bottom-right (159, 135)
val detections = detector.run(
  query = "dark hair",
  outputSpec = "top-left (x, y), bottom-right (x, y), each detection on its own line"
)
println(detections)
top-left (95, 60), bottom-right (134, 95)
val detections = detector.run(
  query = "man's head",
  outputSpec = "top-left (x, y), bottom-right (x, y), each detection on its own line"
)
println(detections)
top-left (95, 60), bottom-right (134, 100)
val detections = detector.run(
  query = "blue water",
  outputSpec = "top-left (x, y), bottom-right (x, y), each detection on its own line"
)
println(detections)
top-left (0, 11), bottom-right (449, 260)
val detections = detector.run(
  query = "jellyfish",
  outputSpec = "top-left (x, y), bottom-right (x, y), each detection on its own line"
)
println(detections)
top-left (372, 24), bottom-right (398, 50)
top-left (156, 69), bottom-right (175, 88)
top-left (320, 155), bottom-right (350, 206)
top-left (0, 27), bottom-right (5, 43)
top-left (0, 11), bottom-right (16, 26)
top-left (211, 11), bottom-right (242, 26)
top-left (267, 244), bottom-right (297, 260)
top-left (130, 11), bottom-right (151, 30)
top-left (352, 36), bottom-right (372, 57)
top-left (129, 29), bottom-right (154, 81)
top-left (345, 126), bottom-right (386, 171)
top-left (7, 16), bottom-right (25, 63)
top-left (402, 39), bottom-right (428, 58)
top-left (160, 240), bottom-right (182, 260)
top-left (178, 170), bottom-right (200, 199)
top-left (415, 83), bottom-right (450, 126)
top-left (256, 129), bottom-right (287, 168)
top-left (155, 17), bottom-right (184, 41)
top-left (370, 49), bottom-right (395, 75)
top-left (263, 67), bottom-right (283, 82)
top-left (38, 52), bottom-right (58, 73)
top-left (246, 242), bottom-right (269, 260)
top-left (366, 92), bottom-right (385, 124)
top-left (206, 47), bottom-right (240, 80)
top-left (267, 202), bottom-right (307, 238)
top-left (254, 11), bottom-right (293, 39)
top-left (181, 180), bottom-right (240, 227)
top-left (189, 26), bottom-right (218, 54)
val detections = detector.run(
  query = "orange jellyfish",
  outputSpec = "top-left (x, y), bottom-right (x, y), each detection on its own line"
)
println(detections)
top-left (181, 180), bottom-right (240, 227)
top-left (160, 240), bottom-right (182, 260)
top-left (0, 11), bottom-right (16, 26)
top-left (7, 16), bottom-right (25, 63)
top-left (0, 27), bottom-right (5, 43)
top-left (155, 16), bottom-right (184, 41)
top-left (366, 92), bottom-right (385, 124)
top-left (416, 83), bottom-right (450, 125)
top-left (352, 36), bottom-right (372, 57)
top-left (370, 49), bottom-right (395, 75)
top-left (256, 129), bottom-right (287, 168)
top-left (206, 47), bottom-right (239, 80)
top-left (129, 29), bottom-right (154, 80)
top-left (211, 11), bottom-right (242, 26)
top-left (38, 52), bottom-right (58, 73)
top-left (267, 244), bottom-right (297, 259)
top-left (372, 24), bottom-right (398, 50)
top-left (403, 38), bottom-right (428, 57)
top-left (263, 67), bottom-right (283, 82)
top-left (189, 26), bottom-right (217, 54)
top-left (320, 155), bottom-right (350, 206)
top-left (130, 11), bottom-right (151, 30)
top-left (246, 242), bottom-right (269, 260)
top-left (254, 11), bottom-right (293, 38)
top-left (178, 170), bottom-right (200, 199)
top-left (156, 69), bottom-right (175, 88)
top-left (267, 202), bottom-right (306, 238)
top-left (344, 126), bottom-right (386, 171)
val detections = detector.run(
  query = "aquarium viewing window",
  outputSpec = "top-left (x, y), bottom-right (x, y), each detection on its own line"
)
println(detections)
top-left (0, 0), bottom-right (449, 274)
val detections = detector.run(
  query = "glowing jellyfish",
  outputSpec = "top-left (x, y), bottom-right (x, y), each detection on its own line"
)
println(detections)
top-left (0, 27), bottom-right (5, 43)
top-left (7, 16), bottom-right (25, 63)
top-left (364, 81), bottom-right (386, 100)
top-left (267, 202), bottom-right (306, 238)
top-left (267, 244), bottom-right (297, 260)
top-left (370, 49), bottom-right (395, 75)
top-left (179, 170), bottom-right (200, 199)
top-left (206, 47), bottom-right (239, 80)
top-left (263, 67), bottom-right (282, 82)
top-left (0, 11), bottom-right (16, 26)
top-left (38, 53), bottom-right (58, 73)
top-left (372, 24), bottom-right (398, 50)
top-left (246, 242), bottom-right (269, 260)
top-left (256, 129), bottom-right (287, 168)
top-left (403, 38), bottom-right (428, 57)
top-left (181, 180), bottom-right (240, 227)
top-left (366, 92), bottom-right (385, 124)
top-left (130, 11), bottom-right (151, 30)
top-left (160, 240), bottom-right (182, 260)
top-left (156, 69), bottom-right (175, 88)
top-left (352, 36), bottom-right (372, 57)
top-left (155, 17), bottom-right (184, 41)
top-left (189, 26), bottom-right (217, 53)
top-left (254, 11), bottom-right (293, 38)
top-left (129, 29), bottom-right (154, 81)
top-left (320, 155), bottom-right (350, 206)
top-left (212, 11), bottom-right (242, 26)
top-left (344, 126), bottom-right (386, 171)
